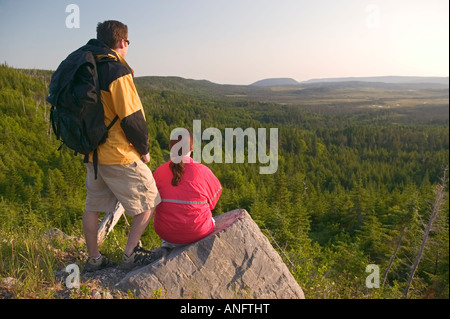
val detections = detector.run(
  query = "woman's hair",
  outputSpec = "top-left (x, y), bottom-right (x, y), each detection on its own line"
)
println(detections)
top-left (96, 20), bottom-right (128, 49)
top-left (169, 128), bottom-right (193, 186)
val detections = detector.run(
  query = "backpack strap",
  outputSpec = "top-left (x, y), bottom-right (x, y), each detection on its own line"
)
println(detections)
top-left (82, 149), bottom-right (100, 179)
top-left (107, 115), bottom-right (119, 130)
top-left (83, 115), bottom-right (119, 179)
top-left (50, 105), bottom-right (60, 138)
top-left (93, 149), bottom-right (99, 180)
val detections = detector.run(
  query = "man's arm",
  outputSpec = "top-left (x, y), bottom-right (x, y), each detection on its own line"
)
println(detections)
top-left (109, 73), bottom-right (150, 157)
top-left (120, 109), bottom-right (149, 156)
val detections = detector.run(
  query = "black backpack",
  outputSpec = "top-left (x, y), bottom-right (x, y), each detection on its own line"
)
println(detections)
top-left (47, 48), bottom-right (118, 178)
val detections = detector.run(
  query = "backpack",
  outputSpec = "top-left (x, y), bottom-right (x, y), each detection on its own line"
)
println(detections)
top-left (47, 48), bottom-right (118, 178)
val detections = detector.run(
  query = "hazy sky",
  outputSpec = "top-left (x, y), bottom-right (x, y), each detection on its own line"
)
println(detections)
top-left (0, 0), bottom-right (448, 84)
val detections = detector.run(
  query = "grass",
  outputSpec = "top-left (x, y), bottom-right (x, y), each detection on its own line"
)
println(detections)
top-left (0, 227), bottom-right (76, 298)
top-left (0, 217), bottom-right (163, 299)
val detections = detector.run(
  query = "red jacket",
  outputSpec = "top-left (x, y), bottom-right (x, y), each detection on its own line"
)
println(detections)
top-left (153, 157), bottom-right (222, 244)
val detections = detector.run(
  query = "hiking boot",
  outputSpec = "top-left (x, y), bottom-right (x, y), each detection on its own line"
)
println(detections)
top-left (119, 246), bottom-right (163, 271)
top-left (83, 253), bottom-right (117, 272)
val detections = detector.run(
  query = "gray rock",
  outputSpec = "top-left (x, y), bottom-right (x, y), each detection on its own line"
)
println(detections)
top-left (44, 227), bottom-right (84, 246)
top-left (118, 209), bottom-right (305, 299)
top-left (2, 277), bottom-right (17, 287)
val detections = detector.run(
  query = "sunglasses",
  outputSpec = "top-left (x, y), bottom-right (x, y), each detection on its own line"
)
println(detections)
top-left (124, 39), bottom-right (130, 45)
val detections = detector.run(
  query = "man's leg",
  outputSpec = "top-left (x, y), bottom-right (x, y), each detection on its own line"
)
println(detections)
top-left (82, 209), bottom-right (117, 272)
top-left (84, 162), bottom-right (117, 259)
top-left (124, 207), bottom-right (155, 257)
top-left (83, 210), bottom-right (101, 258)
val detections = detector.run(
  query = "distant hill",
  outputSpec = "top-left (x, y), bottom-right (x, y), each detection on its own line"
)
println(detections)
top-left (250, 76), bottom-right (449, 88)
top-left (135, 75), bottom-right (449, 106)
top-left (251, 78), bottom-right (299, 87)
top-left (135, 75), bottom-right (267, 100)
top-left (136, 76), bottom-right (221, 94)
top-left (302, 76), bottom-right (449, 85)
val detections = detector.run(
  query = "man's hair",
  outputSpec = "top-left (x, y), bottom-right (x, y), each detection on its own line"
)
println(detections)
top-left (96, 20), bottom-right (128, 49)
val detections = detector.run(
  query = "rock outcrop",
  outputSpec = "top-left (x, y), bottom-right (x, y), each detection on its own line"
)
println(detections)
top-left (118, 209), bottom-right (305, 299)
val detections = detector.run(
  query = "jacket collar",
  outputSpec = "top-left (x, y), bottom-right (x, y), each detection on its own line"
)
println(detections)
top-left (85, 39), bottom-right (134, 76)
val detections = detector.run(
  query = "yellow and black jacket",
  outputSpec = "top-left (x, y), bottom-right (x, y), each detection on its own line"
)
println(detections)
top-left (87, 39), bottom-right (148, 165)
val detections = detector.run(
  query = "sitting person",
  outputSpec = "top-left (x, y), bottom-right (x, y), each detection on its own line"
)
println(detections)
top-left (153, 128), bottom-right (222, 247)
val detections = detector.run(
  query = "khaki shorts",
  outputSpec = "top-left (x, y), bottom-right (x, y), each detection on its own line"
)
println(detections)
top-left (85, 161), bottom-right (161, 216)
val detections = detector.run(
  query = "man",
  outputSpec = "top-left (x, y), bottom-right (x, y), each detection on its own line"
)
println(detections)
top-left (82, 20), bottom-right (161, 271)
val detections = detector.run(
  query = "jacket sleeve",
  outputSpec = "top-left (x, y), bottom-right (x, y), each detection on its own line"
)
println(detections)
top-left (109, 74), bottom-right (149, 155)
top-left (202, 166), bottom-right (222, 210)
top-left (121, 110), bottom-right (149, 155)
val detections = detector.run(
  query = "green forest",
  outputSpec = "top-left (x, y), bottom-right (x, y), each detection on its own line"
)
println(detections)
top-left (0, 64), bottom-right (448, 299)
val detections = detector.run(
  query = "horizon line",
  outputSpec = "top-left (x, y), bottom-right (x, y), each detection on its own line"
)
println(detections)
top-left (2, 62), bottom-right (449, 86)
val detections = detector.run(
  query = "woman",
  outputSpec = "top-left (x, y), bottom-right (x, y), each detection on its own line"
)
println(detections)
top-left (153, 128), bottom-right (222, 245)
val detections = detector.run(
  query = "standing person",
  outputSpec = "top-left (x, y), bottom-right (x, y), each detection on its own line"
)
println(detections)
top-left (153, 128), bottom-right (222, 247)
top-left (81, 20), bottom-right (161, 271)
